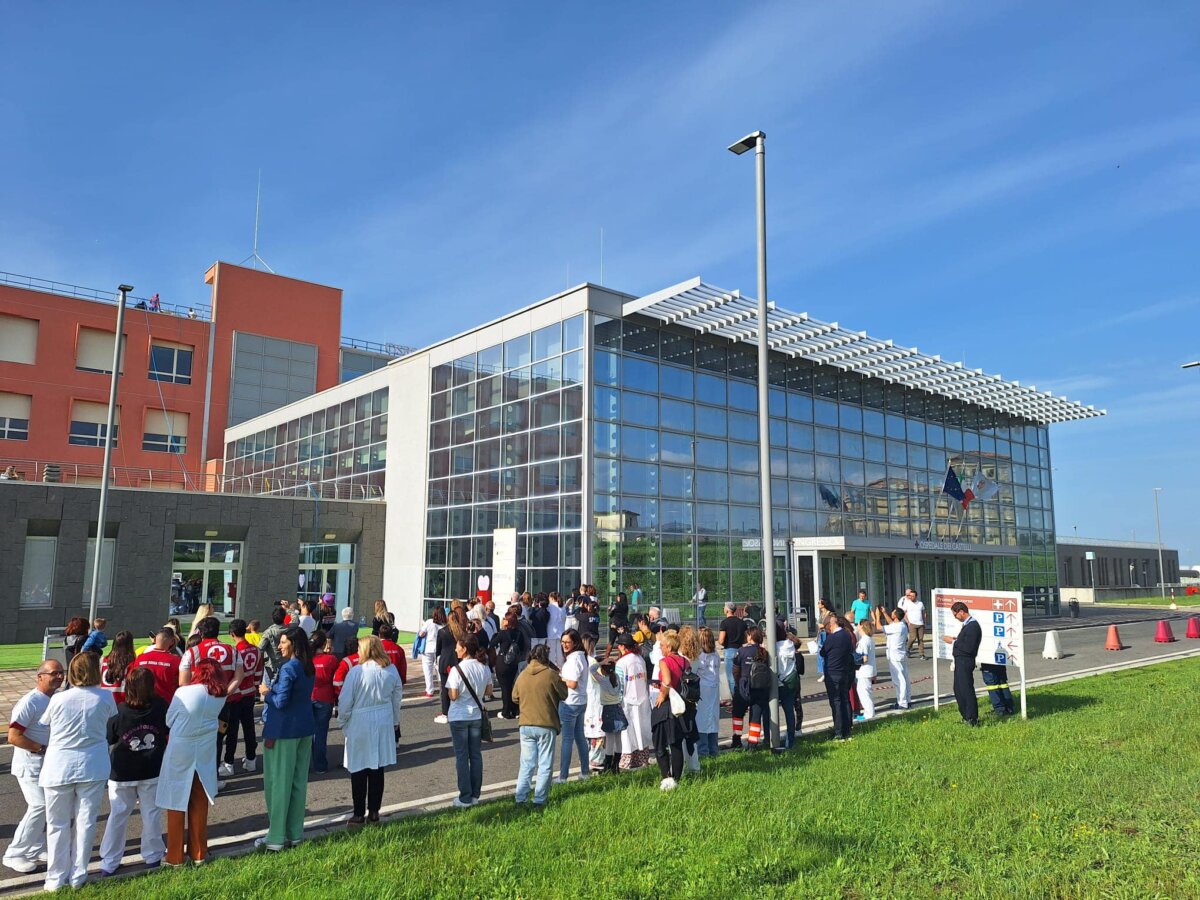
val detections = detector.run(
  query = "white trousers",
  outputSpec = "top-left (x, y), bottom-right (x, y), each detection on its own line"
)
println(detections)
top-left (421, 653), bottom-right (439, 693)
top-left (856, 673), bottom-right (876, 719)
top-left (99, 778), bottom-right (165, 871)
top-left (887, 654), bottom-right (911, 708)
top-left (3, 774), bottom-right (46, 866)
top-left (43, 780), bottom-right (106, 890)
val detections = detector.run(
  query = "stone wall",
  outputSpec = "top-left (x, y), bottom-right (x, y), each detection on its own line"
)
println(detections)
top-left (0, 481), bottom-right (385, 644)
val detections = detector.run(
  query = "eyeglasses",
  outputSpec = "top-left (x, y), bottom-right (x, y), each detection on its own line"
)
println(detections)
top-left (38, 672), bottom-right (65, 678)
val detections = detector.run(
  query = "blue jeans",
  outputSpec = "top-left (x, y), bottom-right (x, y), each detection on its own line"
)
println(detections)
top-left (723, 647), bottom-right (738, 697)
top-left (697, 604), bottom-right (707, 627)
top-left (696, 732), bottom-right (719, 757)
top-left (311, 701), bottom-right (333, 771)
top-left (516, 725), bottom-right (557, 805)
top-left (557, 702), bottom-right (589, 780)
top-left (816, 631), bottom-right (826, 676)
top-left (449, 719), bottom-right (483, 803)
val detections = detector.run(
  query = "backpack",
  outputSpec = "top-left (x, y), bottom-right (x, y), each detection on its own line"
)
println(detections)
top-left (679, 669), bottom-right (701, 703)
top-left (749, 655), bottom-right (773, 691)
top-left (502, 634), bottom-right (521, 668)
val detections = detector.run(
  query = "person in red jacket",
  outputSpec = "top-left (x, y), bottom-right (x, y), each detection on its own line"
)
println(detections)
top-left (378, 624), bottom-right (408, 685)
top-left (134, 630), bottom-right (181, 704)
top-left (332, 650), bottom-right (359, 698)
top-left (310, 630), bottom-right (338, 773)
top-left (221, 619), bottom-right (263, 777)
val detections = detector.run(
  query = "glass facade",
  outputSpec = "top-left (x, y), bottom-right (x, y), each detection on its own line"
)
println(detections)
top-left (423, 314), bottom-right (586, 611)
top-left (170, 540), bottom-right (243, 617)
top-left (591, 314), bottom-right (1057, 613)
top-left (224, 387), bottom-right (388, 499)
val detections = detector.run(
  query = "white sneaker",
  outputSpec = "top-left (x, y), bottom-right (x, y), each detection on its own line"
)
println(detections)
top-left (552, 776), bottom-right (567, 785)
top-left (241, 757), bottom-right (258, 773)
top-left (218, 762), bottom-right (236, 778)
top-left (216, 779), bottom-right (228, 791)
top-left (659, 777), bottom-right (677, 791)
top-left (434, 714), bottom-right (448, 724)
top-left (817, 675), bottom-right (825, 683)
top-left (451, 797), bottom-right (474, 809)
top-left (3, 858), bottom-right (37, 874)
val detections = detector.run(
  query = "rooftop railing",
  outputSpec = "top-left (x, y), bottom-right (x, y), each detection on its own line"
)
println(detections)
top-left (0, 456), bottom-right (384, 501)
top-left (340, 335), bottom-right (417, 357)
top-left (1, 270), bottom-right (212, 320)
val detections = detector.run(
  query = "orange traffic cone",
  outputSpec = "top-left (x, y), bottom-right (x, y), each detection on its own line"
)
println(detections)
top-left (1154, 620), bottom-right (1177, 643)
top-left (1186, 617), bottom-right (1200, 639)
top-left (1105, 625), bottom-right (1123, 651)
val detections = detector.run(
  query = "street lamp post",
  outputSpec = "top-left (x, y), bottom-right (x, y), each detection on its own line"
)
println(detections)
top-left (88, 284), bottom-right (133, 623)
top-left (729, 130), bottom-right (780, 749)
top-left (1153, 487), bottom-right (1165, 600)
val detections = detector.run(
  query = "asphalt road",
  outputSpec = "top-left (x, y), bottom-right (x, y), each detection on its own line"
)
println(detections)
top-left (0, 612), bottom-right (1197, 893)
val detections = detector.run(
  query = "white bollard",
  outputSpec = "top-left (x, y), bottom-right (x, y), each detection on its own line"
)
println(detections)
top-left (1042, 630), bottom-right (1064, 660)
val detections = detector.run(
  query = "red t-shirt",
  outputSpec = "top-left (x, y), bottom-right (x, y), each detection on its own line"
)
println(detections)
top-left (333, 653), bottom-right (359, 697)
top-left (134, 649), bottom-right (180, 704)
top-left (380, 640), bottom-right (408, 684)
top-left (312, 653), bottom-right (338, 704)
top-left (660, 653), bottom-right (689, 688)
top-left (231, 639), bottom-right (264, 700)
top-left (99, 656), bottom-right (130, 706)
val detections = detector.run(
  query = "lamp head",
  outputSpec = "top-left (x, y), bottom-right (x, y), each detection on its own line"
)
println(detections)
top-left (118, 284), bottom-right (134, 293)
top-left (728, 130), bottom-right (765, 155)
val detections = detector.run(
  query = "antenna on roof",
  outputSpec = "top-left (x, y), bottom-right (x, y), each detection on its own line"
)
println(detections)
top-left (241, 170), bottom-right (275, 273)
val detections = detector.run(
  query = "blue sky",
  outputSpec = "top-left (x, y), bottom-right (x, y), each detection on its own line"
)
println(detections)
top-left (3, 2), bottom-right (1198, 565)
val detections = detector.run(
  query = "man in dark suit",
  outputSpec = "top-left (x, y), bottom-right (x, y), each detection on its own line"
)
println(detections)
top-left (943, 601), bottom-right (982, 726)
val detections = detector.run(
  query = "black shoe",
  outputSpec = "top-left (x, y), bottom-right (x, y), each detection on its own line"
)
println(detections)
top-left (962, 719), bottom-right (979, 727)
top-left (731, 736), bottom-right (742, 749)
top-left (347, 816), bottom-right (366, 828)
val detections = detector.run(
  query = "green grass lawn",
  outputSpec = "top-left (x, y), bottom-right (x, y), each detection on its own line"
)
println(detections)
top-left (1096, 595), bottom-right (1200, 607)
top-left (0, 627), bottom-right (417, 671)
top-left (78, 658), bottom-right (1200, 899)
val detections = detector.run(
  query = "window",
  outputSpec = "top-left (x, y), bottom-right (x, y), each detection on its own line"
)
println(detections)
top-left (20, 537), bottom-right (56, 608)
top-left (172, 540), bottom-right (243, 616)
top-left (0, 392), bottom-right (31, 441)
top-left (149, 341), bottom-right (194, 384)
top-left (76, 327), bottom-right (126, 374)
top-left (143, 409), bottom-right (189, 453)
top-left (0, 314), bottom-right (38, 364)
top-left (83, 537), bottom-right (117, 609)
top-left (69, 400), bottom-right (119, 447)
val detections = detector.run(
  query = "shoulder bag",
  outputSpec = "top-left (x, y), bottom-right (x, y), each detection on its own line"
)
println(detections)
top-left (454, 663), bottom-right (493, 743)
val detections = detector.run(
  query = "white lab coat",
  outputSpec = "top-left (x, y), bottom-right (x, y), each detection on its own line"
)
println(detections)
top-left (339, 661), bottom-right (403, 773)
top-left (155, 685), bottom-right (225, 811)
top-left (615, 652), bottom-right (651, 754)
top-left (695, 651), bottom-right (721, 735)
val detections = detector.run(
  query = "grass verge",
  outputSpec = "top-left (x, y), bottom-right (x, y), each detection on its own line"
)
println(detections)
top-left (79, 658), bottom-right (1200, 899)
top-left (1095, 595), bottom-right (1200, 607)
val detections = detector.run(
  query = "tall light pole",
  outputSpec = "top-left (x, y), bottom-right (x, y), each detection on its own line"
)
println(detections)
top-left (1153, 487), bottom-right (1165, 599)
top-left (729, 130), bottom-right (779, 749)
top-left (88, 284), bottom-right (132, 623)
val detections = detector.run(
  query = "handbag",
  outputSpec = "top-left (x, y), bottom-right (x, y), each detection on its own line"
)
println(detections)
top-left (413, 632), bottom-right (426, 656)
top-left (668, 687), bottom-right (686, 716)
top-left (454, 663), bottom-right (493, 743)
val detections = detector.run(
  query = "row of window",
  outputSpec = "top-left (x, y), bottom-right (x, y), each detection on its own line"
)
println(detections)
top-left (225, 388), bottom-right (390, 462)
top-left (595, 316), bottom-right (1052, 448)
top-left (431, 316), bottom-right (586, 391)
top-left (426, 495), bottom-right (584, 537)
top-left (431, 351), bottom-right (584, 421)
top-left (0, 399), bottom-right (190, 454)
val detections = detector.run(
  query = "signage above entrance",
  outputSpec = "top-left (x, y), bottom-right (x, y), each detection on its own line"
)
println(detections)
top-left (741, 538), bottom-right (789, 551)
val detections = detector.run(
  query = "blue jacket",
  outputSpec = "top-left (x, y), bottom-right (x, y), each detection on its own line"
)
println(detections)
top-left (262, 657), bottom-right (316, 740)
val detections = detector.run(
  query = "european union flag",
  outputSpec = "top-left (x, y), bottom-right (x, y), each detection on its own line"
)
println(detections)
top-left (818, 485), bottom-right (842, 509)
top-left (941, 466), bottom-right (965, 503)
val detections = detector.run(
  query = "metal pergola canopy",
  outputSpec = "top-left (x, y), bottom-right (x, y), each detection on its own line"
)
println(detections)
top-left (624, 278), bottom-right (1105, 425)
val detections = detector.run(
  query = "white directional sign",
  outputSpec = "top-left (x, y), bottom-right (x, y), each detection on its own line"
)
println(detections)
top-left (931, 588), bottom-right (1028, 718)
top-left (492, 528), bottom-right (518, 617)
top-left (933, 588), bottom-right (1024, 669)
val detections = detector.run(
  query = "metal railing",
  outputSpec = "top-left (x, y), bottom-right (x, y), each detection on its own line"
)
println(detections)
top-left (340, 335), bottom-right (417, 357)
top-left (0, 456), bottom-right (384, 501)
top-left (1, 270), bottom-right (212, 320)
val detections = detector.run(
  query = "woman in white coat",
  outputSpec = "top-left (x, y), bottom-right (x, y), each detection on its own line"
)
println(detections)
top-left (338, 635), bottom-right (404, 826)
top-left (417, 608), bottom-right (445, 698)
top-left (612, 635), bottom-right (651, 771)
top-left (38, 652), bottom-right (117, 891)
top-left (155, 657), bottom-right (227, 866)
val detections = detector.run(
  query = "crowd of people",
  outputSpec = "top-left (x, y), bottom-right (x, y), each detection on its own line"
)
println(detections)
top-left (3, 585), bottom-right (1009, 890)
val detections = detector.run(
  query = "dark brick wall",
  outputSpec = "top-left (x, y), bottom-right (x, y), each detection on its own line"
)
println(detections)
top-left (0, 482), bottom-right (385, 644)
